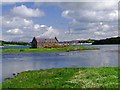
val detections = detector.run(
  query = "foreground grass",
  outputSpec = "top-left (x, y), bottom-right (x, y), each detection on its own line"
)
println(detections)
top-left (0, 83), bottom-right (2, 89)
top-left (2, 46), bottom-right (96, 53)
top-left (2, 67), bottom-right (119, 88)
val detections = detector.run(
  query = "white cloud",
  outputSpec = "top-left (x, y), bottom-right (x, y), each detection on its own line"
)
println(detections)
top-left (6, 28), bottom-right (23, 34)
top-left (41, 26), bottom-right (59, 38)
top-left (60, 2), bottom-right (118, 40)
top-left (59, 1), bottom-right (118, 10)
top-left (2, 16), bottom-right (33, 29)
top-left (62, 10), bottom-right (75, 19)
top-left (61, 2), bottom-right (118, 22)
top-left (34, 24), bottom-right (40, 30)
top-left (40, 25), bottom-right (47, 28)
top-left (2, 15), bottom-right (60, 41)
top-left (62, 10), bottom-right (118, 22)
top-left (34, 24), bottom-right (49, 31)
top-left (34, 24), bottom-right (47, 29)
top-left (12, 5), bottom-right (44, 17)
top-left (94, 31), bottom-right (105, 35)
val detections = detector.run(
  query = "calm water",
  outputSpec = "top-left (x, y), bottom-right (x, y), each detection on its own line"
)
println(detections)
top-left (1, 45), bottom-right (119, 82)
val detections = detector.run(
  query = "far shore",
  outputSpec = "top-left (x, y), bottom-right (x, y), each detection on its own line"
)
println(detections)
top-left (1, 44), bottom-right (29, 46)
top-left (3, 45), bottom-right (25, 46)
top-left (1, 46), bottom-right (97, 53)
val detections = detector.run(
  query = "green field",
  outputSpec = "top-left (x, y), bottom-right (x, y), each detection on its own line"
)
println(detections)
top-left (2, 46), bottom-right (96, 53)
top-left (2, 67), bottom-right (119, 88)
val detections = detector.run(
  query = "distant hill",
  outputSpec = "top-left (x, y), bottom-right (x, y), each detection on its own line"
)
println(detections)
top-left (92, 37), bottom-right (120, 45)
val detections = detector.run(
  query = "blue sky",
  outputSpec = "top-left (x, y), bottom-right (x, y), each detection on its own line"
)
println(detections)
top-left (1, 1), bottom-right (119, 42)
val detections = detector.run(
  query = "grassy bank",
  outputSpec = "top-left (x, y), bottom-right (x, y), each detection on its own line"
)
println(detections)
top-left (2, 67), bottom-right (119, 88)
top-left (2, 46), bottom-right (96, 53)
top-left (3, 44), bottom-right (24, 46)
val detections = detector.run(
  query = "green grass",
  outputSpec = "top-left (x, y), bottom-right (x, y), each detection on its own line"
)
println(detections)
top-left (0, 83), bottom-right (2, 90)
top-left (2, 67), bottom-right (119, 88)
top-left (3, 44), bottom-right (23, 46)
top-left (1, 46), bottom-right (96, 53)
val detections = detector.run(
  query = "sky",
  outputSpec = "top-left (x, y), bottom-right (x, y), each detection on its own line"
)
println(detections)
top-left (0, 0), bottom-right (119, 42)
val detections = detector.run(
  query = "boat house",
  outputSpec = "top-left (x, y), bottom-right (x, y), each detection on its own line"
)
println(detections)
top-left (31, 37), bottom-right (59, 48)
top-left (31, 36), bottom-right (80, 48)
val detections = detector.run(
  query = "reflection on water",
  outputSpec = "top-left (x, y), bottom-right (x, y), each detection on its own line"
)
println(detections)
top-left (1, 45), bottom-right (119, 82)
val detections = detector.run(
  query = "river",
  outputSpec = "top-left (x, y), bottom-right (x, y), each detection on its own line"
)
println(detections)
top-left (1, 45), bottom-right (119, 82)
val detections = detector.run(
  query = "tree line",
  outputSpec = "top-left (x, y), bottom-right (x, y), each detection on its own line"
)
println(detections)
top-left (92, 37), bottom-right (120, 45)
top-left (0, 41), bottom-right (30, 46)
top-left (78, 39), bottom-right (96, 43)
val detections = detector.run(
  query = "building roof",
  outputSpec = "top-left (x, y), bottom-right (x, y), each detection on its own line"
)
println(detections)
top-left (34, 37), bottom-right (58, 43)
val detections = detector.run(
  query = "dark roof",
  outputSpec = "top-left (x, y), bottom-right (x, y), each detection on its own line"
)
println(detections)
top-left (34, 37), bottom-right (58, 42)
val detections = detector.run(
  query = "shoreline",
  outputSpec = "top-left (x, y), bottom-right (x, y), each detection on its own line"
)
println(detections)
top-left (2, 67), bottom-right (119, 88)
top-left (1, 46), bottom-right (97, 53)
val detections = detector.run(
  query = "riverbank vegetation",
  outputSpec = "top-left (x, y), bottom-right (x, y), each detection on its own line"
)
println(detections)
top-left (2, 46), bottom-right (96, 53)
top-left (92, 37), bottom-right (120, 45)
top-left (2, 67), bottom-right (119, 88)
top-left (0, 40), bottom-right (30, 46)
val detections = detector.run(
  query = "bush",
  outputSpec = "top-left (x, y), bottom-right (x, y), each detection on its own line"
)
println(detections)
top-left (20, 49), bottom-right (24, 52)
